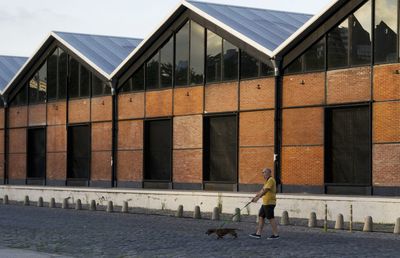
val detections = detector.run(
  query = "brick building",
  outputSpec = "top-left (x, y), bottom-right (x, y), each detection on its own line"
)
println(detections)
top-left (0, 0), bottom-right (399, 196)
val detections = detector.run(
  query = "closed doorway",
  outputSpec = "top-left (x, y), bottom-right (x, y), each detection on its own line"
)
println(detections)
top-left (325, 105), bottom-right (371, 195)
top-left (67, 125), bottom-right (90, 185)
top-left (27, 128), bottom-right (46, 185)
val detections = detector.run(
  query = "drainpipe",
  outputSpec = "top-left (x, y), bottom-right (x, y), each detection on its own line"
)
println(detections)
top-left (110, 79), bottom-right (118, 187)
top-left (271, 56), bottom-right (282, 193)
top-left (3, 97), bottom-right (8, 185)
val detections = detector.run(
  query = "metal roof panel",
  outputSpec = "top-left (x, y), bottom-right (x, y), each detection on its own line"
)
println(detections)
top-left (0, 55), bottom-right (28, 92)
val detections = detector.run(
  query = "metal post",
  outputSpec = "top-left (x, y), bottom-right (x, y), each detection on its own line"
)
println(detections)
top-left (350, 204), bottom-right (353, 232)
top-left (324, 204), bottom-right (328, 232)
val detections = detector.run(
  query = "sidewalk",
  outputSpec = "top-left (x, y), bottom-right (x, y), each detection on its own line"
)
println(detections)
top-left (0, 247), bottom-right (71, 258)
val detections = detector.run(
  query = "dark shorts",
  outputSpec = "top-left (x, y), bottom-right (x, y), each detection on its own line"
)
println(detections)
top-left (259, 205), bottom-right (275, 219)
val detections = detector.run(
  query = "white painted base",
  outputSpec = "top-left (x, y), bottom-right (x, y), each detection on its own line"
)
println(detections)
top-left (0, 185), bottom-right (399, 224)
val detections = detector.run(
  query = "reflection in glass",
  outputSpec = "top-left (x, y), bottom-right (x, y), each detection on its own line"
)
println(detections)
top-left (29, 75), bottom-right (39, 104)
top-left (260, 60), bottom-right (274, 77)
top-left (47, 49), bottom-right (58, 100)
top-left (80, 65), bottom-right (90, 97)
top-left (146, 52), bottom-right (159, 90)
top-left (374, 0), bottom-right (398, 63)
top-left (285, 57), bottom-right (303, 74)
top-left (92, 75), bottom-right (106, 96)
top-left (190, 21), bottom-right (204, 85)
top-left (328, 19), bottom-right (349, 69)
top-left (350, 0), bottom-right (371, 65)
top-left (37, 61), bottom-right (47, 102)
top-left (69, 57), bottom-right (80, 98)
top-left (58, 49), bottom-right (68, 99)
top-left (241, 51), bottom-right (259, 79)
top-left (175, 21), bottom-right (190, 86)
top-left (304, 37), bottom-right (326, 71)
top-left (160, 37), bottom-right (173, 88)
top-left (206, 30), bottom-right (222, 83)
top-left (132, 66), bottom-right (145, 91)
top-left (222, 39), bottom-right (238, 81)
top-left (120, 78), bottom-right (132, 93)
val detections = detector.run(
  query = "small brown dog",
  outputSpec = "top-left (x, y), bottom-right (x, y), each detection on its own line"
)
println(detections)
top-left (206, 228), bottom-right (238, 239)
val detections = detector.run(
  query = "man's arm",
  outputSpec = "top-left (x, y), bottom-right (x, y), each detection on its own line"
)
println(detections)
top-left (252, 187), bottom-right (270, 202)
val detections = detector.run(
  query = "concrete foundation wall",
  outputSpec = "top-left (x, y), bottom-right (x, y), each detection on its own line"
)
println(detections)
top-left (1, 185), bottom-right (399, 224)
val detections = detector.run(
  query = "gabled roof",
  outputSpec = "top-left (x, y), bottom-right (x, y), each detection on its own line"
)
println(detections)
top-left (187, 1), bottom-right (312, 55)
top-left (53, 32), bottom-right (142, 75)
top-left (0, 55), bottom-right (28, 92)
top-left (111, 0), bottom-right (313, 79)
top-left (3, 31), bottom-right (142, 96)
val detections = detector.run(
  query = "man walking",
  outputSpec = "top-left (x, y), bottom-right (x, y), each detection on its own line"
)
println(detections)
top-left (249, 168), bottom-right (279, 239)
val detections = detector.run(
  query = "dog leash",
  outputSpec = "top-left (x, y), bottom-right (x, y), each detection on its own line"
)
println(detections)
top-left (217, 200), bottom-right (253, 229)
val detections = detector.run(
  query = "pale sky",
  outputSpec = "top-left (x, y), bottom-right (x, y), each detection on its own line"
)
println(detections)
top-left (0, 0), bottom-right (333, 57)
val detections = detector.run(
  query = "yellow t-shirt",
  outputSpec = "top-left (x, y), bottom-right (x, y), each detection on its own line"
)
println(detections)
top-left (262, 177), bottom-right (276, 205)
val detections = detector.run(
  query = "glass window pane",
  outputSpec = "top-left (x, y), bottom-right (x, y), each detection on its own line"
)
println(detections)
top-left (223, 40), bottom-right (238, 81)
top-left (304, 37), bottom-right (326, 71)
top-left (146, 52), bottom-right (159, 90)
top-left (37, 61), bottom-right (47, 102)
top-left (80, 65), bottom-right (90, 97)
top-left (120, 78), bottom-right (132, 93)
top-left (260, 59), bottom-right (274, 77)
top-left (132, 66), bottom-right (145, 91)
top-left (190, 21), bottom-right (204, 85)
top-left (241, 51), bottom-right (259, 79)
top-left (328, 19), bottom-right (349, 69)
top-left (175, 21), bottom-right (190, 86)
top-left (58, 49), bottom-right (68, 99)
top-left (206, 30), bottom-right (222, 83)
top-left (11, 86), bottom-right (27, 106)
top-left (374, 0), bottom-right (398, 63)
top-left (350, 1), bottom-right (372, 66)
top-left (92, 74), bottom-right (105, 96)
top-left (47, 49), bottom-right (58, 100)
top-left (160, 37), bottom-right (173, 88)
top-left (285, 57), bottom-right (303, 74)
top-left (69, 58), bottom-right (80, 98)
top-left (29, 74), bottom-right (39, 104)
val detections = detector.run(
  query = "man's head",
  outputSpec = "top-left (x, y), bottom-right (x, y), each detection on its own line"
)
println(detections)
top-left (262, 168), bottom-right (272, 180)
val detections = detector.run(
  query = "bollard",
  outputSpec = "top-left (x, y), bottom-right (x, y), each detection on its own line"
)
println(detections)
top-left (3, 195), bottom-right (9, 205)
top-left (90, 200), bottom-right (96, 211)
top-left (49, 198), bottom-right (56, 208)
top-left (280, 211), bottom-right (289, 226)
top-left (193, 206), bottom-right (201, 219)
top-left (122, 201), bottom-right (129, 213)
top-left (232, 208), bottom-right (241, 222)
top-left (175, 205), bottom-right (183, 218)
top-left (75, 199), bottom-right (82, 210)
top-left (24, 196), bottom-right (30, 206)
top-left (212, 207), bottom-right (220, 221)
top-left (349, 204), bottom-right (353, 232)
top-left (335, 214), bottom-right (344, 230)
top-left (62, 198), bottom-right (69, 209)
top-left (106, 201), bottom-right (113, 213)
top-left (394, 218), bottom-right (400, 234)
top-left (363, 216), bottom-right (373, 232)
top-left (308, 212), bottom-right (317, 228)
top-left (324, 204), bottom-right (328, 232)
top-left (37, 197), bottom-right (43, 207)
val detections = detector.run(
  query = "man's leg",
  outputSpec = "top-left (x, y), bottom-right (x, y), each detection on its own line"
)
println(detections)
top-left (269, 218), bottom-right (279, 236)
top-left (256, 216), bottom-right (265, 235)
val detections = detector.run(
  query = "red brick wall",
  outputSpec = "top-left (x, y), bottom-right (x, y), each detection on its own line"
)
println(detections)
top-left (283, 72), bottom-right (325, 107)
top-left (240, 78), bottom-right (274, 110)
top-left (174, 86), bottom-right (203, 116)
top-left (282, 107), bottom-right (324, 146)
top-left (281, 146), bottom-right (324, 186)
top-left (91, 96), bottom-right (112, 122)
top-left (205, 82), bottom-right (238, 113)
top-left (373, 64), bottom-right (400, 101)
top-left (239, 147), bottom-right (274, 184)
top-left (118, 93), bottom-right (145, 120)
top-left (373, 101), bottom-right (400, 143)
top-left (327, 67), bottom-right (371, 104)
top-left (145, 89), bottom-right (173, 118)
top-left (91, 122), bottom-right (112, 181)
top-left (69, 99), bottom-right (90, 123)
top-left (373, 143), bottom-right (400, 186)
top-left (28, 104), bottom-right (46, 126)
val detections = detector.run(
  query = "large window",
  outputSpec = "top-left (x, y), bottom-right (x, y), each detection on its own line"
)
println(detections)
top-left (92, 74), bottom-right (111, 97)
top-left (206, 30), bottom-right (238, 83)
top-left (190, 21), bottom-right (205, 85)
top-left (10, 86), bottom-right (27, 107)
top-left (28, 61), bottom-right (47, 104)
top-left (350, 1), bottom-right (372, 66)
top-left (27, 128), bottom-right (46, 179)
top-left (175, 21), bottom-right (190, 86)
top-left (241, 51), bottom-right (274, 79)
top-left (146, 37), bottom-right (173, 90)
top-left (374, 0), bottom-right (398, 63)
top-left (119, 65), bottom-right (145, 93)
top-left (286, 38), bottom-right (326, 74)
top-left (47, 48), bottom-right (68, 101)
top-left (328, 19), bottom-right (350, 69)
top-left (69, 57), bottom-right (90, 99)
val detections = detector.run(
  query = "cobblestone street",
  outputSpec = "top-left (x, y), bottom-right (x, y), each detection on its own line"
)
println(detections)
top-left (0, 204), bottom-right (399, 258)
